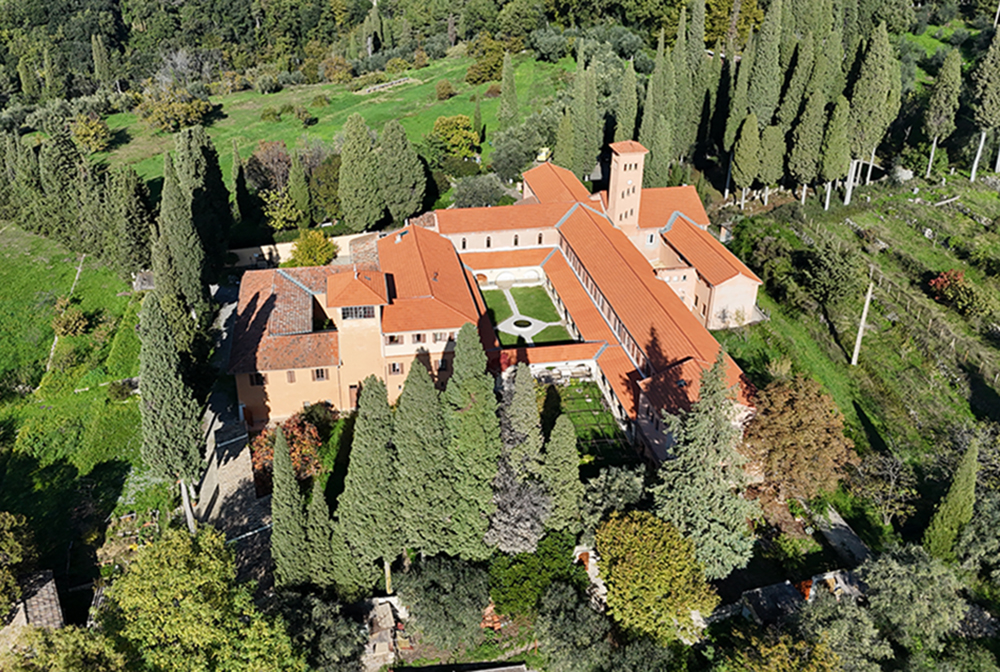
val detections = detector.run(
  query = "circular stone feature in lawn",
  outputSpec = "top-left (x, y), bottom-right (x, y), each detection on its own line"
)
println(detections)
top-left (513, 319), bottom-right (532, 329)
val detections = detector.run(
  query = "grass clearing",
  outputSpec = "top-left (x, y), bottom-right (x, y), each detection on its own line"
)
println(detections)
top-left (532, 325), bottom-right (573, 343)
top-left (509, 286), bottom-right (562, 322)
top-left (481, 289), bottom-right (514, 325)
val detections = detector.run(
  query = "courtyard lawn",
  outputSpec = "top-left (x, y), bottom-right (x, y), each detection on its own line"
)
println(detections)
top-left (541, 381), bottom-right (633, 469)
top-left (509, 286), bottom-right (561, 322)
top-left (481, 289), bottom-right (514, 325)
top-left (532, 325), bottom-right (573, 344)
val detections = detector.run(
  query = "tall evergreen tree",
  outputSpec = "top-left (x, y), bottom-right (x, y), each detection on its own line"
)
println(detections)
top-left (107, 166), bottom-right (153, 278)
top-left (788, 91), bottom-right (825, 204)
top-left (394, 362), bottom-right (453, 556)
top-left (639, 31), bottom-right (669, 151)
top-left (174, 126), bottom-right (231, 278)
top-left (158, 152), bottom-right (208, 319)
top-left (17, 56), bottom-right (39, 101)
top-left (573, 66), bottom-right (600, 177)
top-left (378, 119), bottom-right (426, 223)
top-left (339, 114), bottom-right (385, 231)
top-left (723, 35), bottom-right (754, 197)
top-left (444, 323), bottom-right (502, 561)
top-left (76, 164), bottom-right (107, 258)
top-left (614, 61), bottom-right (637, 142)
top-left (138, 292), bottom-right (201, 482)
top-left (924, 441), bottom-right (979, 562)
top-left (820, 95), bottom-right (851, 210)
top-left (338, 375), bottom-right (398, 591)
top-left (775, 32), bottom-right (815, 134)
top-left (757, 125), bottom-right (784, 206)
top-left (306, 478), bottom-right (338, 588)
top-left (473, 93), bottom-right (483, 142)
top-left (502, 364), bottom-right (543, 478)
top-left (845, 22), bottom-right (901, 202)
top-left (644, 114), bottom-right (673, 188)
top-left (688, 0), bottom-right (707, 74)
top-left (652, 352), bottom-right (758, 580)
top-left (42, 48), bottom-right (66, 101)
top-left (543, 414), bottom-right (583, 532)
top-left (732, 113), bottom-right (761, 209)
top-left (91, 34), bottom-right (111, 87)
top-left (287, 152), bottom-right (311, 228)
top-left (553, 110), bottom-right (576, 172)
top-left (923, 49), bottom-right (961, 179)
top-left (970, 30), bottom-right (1000, 182)
top-left (231, 140), bottom-right (252, 225)
top-left (497, 52), bottom-right (518, 131)
top-left (748, 0), bottom-right (783, 128)
top-left (485, 458), bottom-right (550, 553)
top-left (272, 428), bottom-right (310, 587)
top-left (37, 130), bottom-right (80, 240)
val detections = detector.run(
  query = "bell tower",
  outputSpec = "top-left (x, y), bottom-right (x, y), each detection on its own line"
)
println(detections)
top-left (606, 141), bottom-right (648, 237)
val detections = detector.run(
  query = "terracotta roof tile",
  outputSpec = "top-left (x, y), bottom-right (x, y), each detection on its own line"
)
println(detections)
top-left (638, 186), bottom-right (711, 227)
top-left (660, 213), bottom-right (762, 286)
top-left (521, 162), bottom-right (592, 203)
top-left (541, 252), bottom-right (616, 344)
top-left (325, 269), bottom-right (388, 307)
top-left (638, 354), bottom-right (752, 411)
top-left (460, 248), bottom-right (554, 270)
top-left (435, 202), bottom-right (571, 234)
top-left (597, 346), bottom-right (643, 417)
top-left (500, 342), bottom-right (604, 365)
top-left (609, 140), bottom-right (649, 155)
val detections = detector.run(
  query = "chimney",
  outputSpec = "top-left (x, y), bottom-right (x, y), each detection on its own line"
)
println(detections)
top-left (606, 141), bottom-right (649, 237)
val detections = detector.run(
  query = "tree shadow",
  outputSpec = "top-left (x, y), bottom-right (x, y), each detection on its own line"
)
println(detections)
top-left (540, 384), bottom-right (562, 441)
top-left (852, 401), bottom-right (889, 453)
top-left (962, 362), bottom-right (1000, 423)
top-left (106, 127), bottom-right (131, 152)
top-left (202, 104), bottom-right (228, 128)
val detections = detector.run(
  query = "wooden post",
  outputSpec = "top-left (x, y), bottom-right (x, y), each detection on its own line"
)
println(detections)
top-left (851, 280), bottom-right (875, 366)
top-left (180, 479), bottom-right (197, 536)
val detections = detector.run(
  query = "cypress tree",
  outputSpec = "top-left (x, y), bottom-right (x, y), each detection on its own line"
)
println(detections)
top-left (673, 9), bottom-right (696, 157)
top-left (42, 48), bottom-right (66, 101)
top-left (17, 56), bottom-right (38, 101)
top-left (444, 323), bottom-right (501, 561)
top-left (272, 428), bottom-right (310, 587)
top-left (724, 35), bottom-right (754, 154)
top-left (553, 110), bottom-right (576, 171)
top-left (174, 126), bottom-right (232, 278)
top-left (970, 30), bottom-right (1000, 182)
top-left (76, 164), bottom-right (107, 258)
top-left (924, 442), bottom-right (979, 562)
top-left (306, 478), bottom-right (338, 589)
top-left (327, 519), bottom-right (376, 602)
top-left (502, 364), bottom-right (543, 478)
top-left (573, 66), bottom-right (600, 178)
top-left (820, 95), bottom-right (851, 210)
top-left (91, 34), bottom-right (111, 87)
top-left (473, 93), bottom-right (483, 142)
top-left (338, 375), bottom-right (399, 591)
top-left (497, 52), bottom-right (518, 131)
top-left (923, 48), bottom-right (961, 179)
top-left (788, 87), bottom-right (826, 204)
top-left (644, 113), bottom-right (673, 188)
top-left (732, 113), bottom-right (761, 209)
top-left (639, 31), bottom-right (669, 151)
top-left (394, 362), bottom-right (453, 555)
top-left (231, 139), bottom-right (252, 225)
top-left (775, 32), bottom-right (815, 134)
top-left (614, 61), bottom-right (637, 143)
top-left (748, 0), bottom-right (783, 128)
top-left (339, 113), bottom-right (385, 231)
top-left (688, 0), bottom-right (706, 74)
top-left (158, 152), bottom-right (208, 319)
top-left (107, 166), bottom-right (153, 278)
top-left (378, 119), bottom-right (426, 224)
top-left (543, 414), bottom-right (583, 532)
top-left (757, 125), bottom-right (784, 206)
top-left (138, 292), bottom-right (201, 481)
top-left (485, 458), bottom-right (549, 553)
top-left (287, 152), bottom-right (311, 228)
top-left (38, 130), bottom-right (80, 240)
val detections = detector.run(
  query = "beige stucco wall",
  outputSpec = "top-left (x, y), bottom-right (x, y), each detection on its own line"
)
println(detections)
top-left (707, 275), bottom-right (760, 330)
top-left (656, 268), bottom-right (697, 310)
top-left (237, 367), bottom-right (341, 430)
top-left (228, 232), bottom-right (372, 268)
top-left (443, 228), bottom-right (552, 253)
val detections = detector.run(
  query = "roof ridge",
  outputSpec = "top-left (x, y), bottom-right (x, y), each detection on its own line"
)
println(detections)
top-left (277, 269), bottom-right (318, 296)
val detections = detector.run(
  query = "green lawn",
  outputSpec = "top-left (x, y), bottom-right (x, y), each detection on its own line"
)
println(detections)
top-left (509, 286), bottom-right (561, 322)
top-left (96, 53), bottom-right (575, 188)
top-left (532, 325), bottom-right (573, 343)
top-left (481, 289), bottom-right (514, 325)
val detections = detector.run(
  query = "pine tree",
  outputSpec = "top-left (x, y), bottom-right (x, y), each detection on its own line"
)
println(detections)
top-left (553, 110), bottom-right (576, 171)
top-left (174, 126), bottom-right (232, 279)
top-left (748, 0), bottom-right (783, 128)
top-left (820, 95), bottom-right (851, 210)
top-left (970, 30), bottom-right (1000, 182)
top-left (924, 441), bottom-right (979, 562)
top-left (444, 323), bottom-right (501, 561)
top-left (91, 34), bottom-right (111, 87)
top-left (107, 166), bottom-right (153, 278)
top-left (502, 364), bottom-right (543, 478)
top-left (339, 113), bottom-right (385, 231)
top-left (775, 32), bottom-right (815, 134)
top-left (614, 61), bottom-right (638, 142)
top-left (272, 428), bottom-right (310, 587)
top-left (923, 48), bottom-right (961, 179)
top-left (378, 119), bottom-right (426, 223)
top-left (338, 375), bottom-right (399, 591)
top-left (732, 113), bottom-right (761, 209)
top-left (757, 125), bottom-right (784, 206)
top-left (644, 114), bottom-right (673, 188)
top-left (287, 153), bottom-right (311, 228)
top-left (158, 152), bottom-right (208, 319)
top-left (17, 56), bottom-right (39, 101)
top-left (788, 87), bottom-right (826, 204)
top-left (543, 414), bottom-right (583, 532)
top-left (497, 52), bottom-right (518, 131)
top-left (138, 292), bottom-right (201, 481)
top-left (652, 352), bottom-right (758, 580)
top-left (394, 362), bottom-right (453, 556)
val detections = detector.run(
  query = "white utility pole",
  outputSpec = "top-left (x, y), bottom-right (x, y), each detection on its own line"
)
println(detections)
top-left (851, 280), bottom-right (875, 366)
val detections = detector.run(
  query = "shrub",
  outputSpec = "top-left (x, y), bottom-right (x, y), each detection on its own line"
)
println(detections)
top-left (255, 73), bottom-right (281, 94)
top-left (70, 113), bottom-right (111, 153)
top-left (454, 174), bottom-right (506, 208)
top-left (310, 95), bottom-right (330, 108)
top-left (294, 106), bottom-right (317, 127)
top-left (288, 230), bottom-right (339, 267)
top-left (279, 103), bottom-right (295, 115)
top-left (484, 83), bottom-right (502, 98)
top-left (413, 48), bottom-right (429, 68)
top-left (347, 71), bottom-right (387, 92)
top-left (384, 57), bottom-right (411, 74)
top-left (440, 155), bottom-right (480, 178)
top-left (929, 269), bottom-right (991, 318)
top-left (260, 107), bottom-right (281, 122)
top-left (426, 115), bottom-right (479, 159)
top-left (108, 380), bottom-right (132, 401)
top-left (436, 79), bottom-right (456, 100)
top-left (134, 83), bottom-right (211, 132)
top-left (250, 413), bottom-right (323, 479)
top-left (52, 298), bottom-right (88, 336)
top-left (489, 530), bottom-right (585, 617)
top-left (320, 55), bottom-right (353, 83)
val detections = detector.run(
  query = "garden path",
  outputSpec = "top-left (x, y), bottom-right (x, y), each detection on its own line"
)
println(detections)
top-left (494, 287), bottom-right (562, 344)
top-left (43, 253), bottom-right (86, 375)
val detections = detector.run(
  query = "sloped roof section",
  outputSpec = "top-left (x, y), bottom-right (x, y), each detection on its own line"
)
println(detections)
top-left (460, 247), bottom-right (554, 270)
top-left (521, 162), bottom-right (592, 203)
top-left (435, 201), bottom-right (571, 234)
top-left (326, 269), bottom-right (388, 308)
top-left (637, 185), bottom-right (711, 227)
top-left (660, 214), bottom-right (762, 286)
top-left (609, 140), bottom-right (649, 155)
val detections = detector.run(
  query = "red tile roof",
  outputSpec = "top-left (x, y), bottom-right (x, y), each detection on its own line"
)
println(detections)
top-left (660, 214), bottom-right (762, 286)
top-left (326, 269), bottom-right (388, 307)
top-left (500, 342), bottom-right (604, 365)
top-left (460, 248), bottom-right (554, 270)
top-left (639, 354), bottom-right (753, 412)
top-left (521, 162), bottom-right (592, 203)
top-left (434, 202), bottom-right (570, 234)
top-left (637, 186), bottom-right (710, 227)
top-left (609, 140), bottom-right (649, 155)
top-left (597, 346), bottom-right (643, 417)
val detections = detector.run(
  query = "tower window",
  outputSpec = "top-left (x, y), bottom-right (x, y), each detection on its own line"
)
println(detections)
top-left (486, 236), bottom-right (491, 248)
top-left (538, 233), bottom-right (543, 244)
top-left (513, 234), bottom-right (518, 246)
top-left (461, 237), bottom-right (467, 250)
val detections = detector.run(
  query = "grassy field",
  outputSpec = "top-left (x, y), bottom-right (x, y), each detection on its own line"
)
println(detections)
top-left (96, 53), bottom-right (575, 190)
top-left (481, 289), bottom-right (514, 325)
top-left (509, 286), bottom-right (562, 322)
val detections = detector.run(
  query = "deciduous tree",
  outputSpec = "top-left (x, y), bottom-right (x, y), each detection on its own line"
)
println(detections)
top-left (795, 590), bottom-right (892, 672)
top-left (718, 631), bottom-right (841, 672)
top-left (396, 556), bottom-right (490, 651)
top-left (288, 230), bottom-right (337, 267)
top-left (848, 452), bottom-right (917, 527)
top-left (0, 512), bottom-right (34, 618)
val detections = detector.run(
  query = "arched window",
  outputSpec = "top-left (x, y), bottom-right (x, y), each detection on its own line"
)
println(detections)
top-left (537, 233), bottom-right (543, 244)
top-left (486, 236), bottom-right (491, 248)
top-left (513, 234), bottom-right (519, 246)
top-left (461, 237), bottom-right (467, 250)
